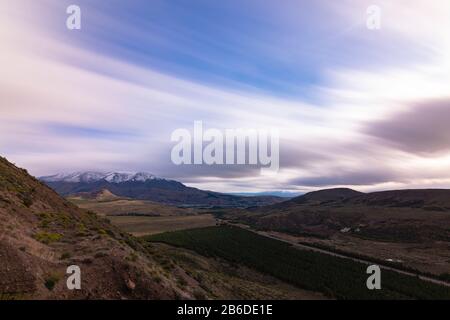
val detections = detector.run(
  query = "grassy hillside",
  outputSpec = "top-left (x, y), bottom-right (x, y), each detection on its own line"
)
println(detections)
top-left (145, 226), bottom-right (450, 300)
top-left (0, 156), bottom-right (191, 299)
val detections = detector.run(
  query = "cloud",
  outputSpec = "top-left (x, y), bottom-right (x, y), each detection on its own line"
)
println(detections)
top-left (2, 0), bottom-right (450, 193)
top-left (288, 169), bottom-right (401, 188)
top-left (365, 99), bottom-right (450, 155)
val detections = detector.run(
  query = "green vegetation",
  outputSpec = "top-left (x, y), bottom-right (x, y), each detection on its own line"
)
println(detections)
top-left (44, 274), bottom-right (60, 290)
top-left (60, 252), bottom-right (71, 260)
top-left (440, 273), bottom-right (450, 282)
top-left (296, 241), bottom-right (450, 282)
top-left (34, 232), bottom-right (62, 244)
top-left (145, 226), bottom-right (450, 300)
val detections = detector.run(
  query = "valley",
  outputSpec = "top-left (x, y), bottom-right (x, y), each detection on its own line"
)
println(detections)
top-left (1, 160), bottom-right (450, 300)
top-left (56, 172), bottom-right (450, 298)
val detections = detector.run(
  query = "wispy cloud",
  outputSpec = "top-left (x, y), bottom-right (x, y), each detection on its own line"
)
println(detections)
top-left (1, 0), bottom-right (450, 193)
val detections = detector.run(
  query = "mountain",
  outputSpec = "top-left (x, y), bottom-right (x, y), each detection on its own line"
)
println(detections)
top-left (40, 171), bottom-right (283, 207)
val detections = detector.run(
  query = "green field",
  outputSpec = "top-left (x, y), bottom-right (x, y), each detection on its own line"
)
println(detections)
top-left (145, 226), bottom-right (450, 300)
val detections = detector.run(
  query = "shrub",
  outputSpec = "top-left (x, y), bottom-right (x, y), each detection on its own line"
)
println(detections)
top-left (34, 232), bottom-right (62, 244)
top-left (44, 274), bottom-right (60, 290)
top-left (193, 289), bottom-right (207, 300)
top-left (60, 252), bottom-right (71, 260)
top-left (152, 275), bottom-right (162, 283)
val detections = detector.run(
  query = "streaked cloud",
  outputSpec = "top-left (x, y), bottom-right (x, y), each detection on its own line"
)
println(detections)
top-left (1, 0), bottom-right (450, 193)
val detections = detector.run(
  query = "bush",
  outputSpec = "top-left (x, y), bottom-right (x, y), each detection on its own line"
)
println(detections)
top-left (34, 232), bottom-right (62, 244)
top-left (60, 252), bottom-right (71, 260)
top-left (44, 274), bottom-right (60, 290)
top-left (22, 194), bottom-right (33, 207)
top-left (193, 289), bottom-right (207, 300)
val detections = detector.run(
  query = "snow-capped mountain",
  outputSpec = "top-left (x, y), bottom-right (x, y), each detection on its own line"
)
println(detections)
top-left (40, 171), bottom-right (161, 184)
top-left (39, 171), bottom-right (283, 207)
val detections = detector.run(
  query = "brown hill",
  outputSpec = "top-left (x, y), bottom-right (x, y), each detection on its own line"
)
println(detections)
top-left (72, 189), bottom-right (125, 202)
top-left (288, 188), bottom-right (363, 205)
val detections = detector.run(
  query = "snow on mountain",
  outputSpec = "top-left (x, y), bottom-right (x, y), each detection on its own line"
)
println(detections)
top-left (40, 171), bottom-right (161, 183)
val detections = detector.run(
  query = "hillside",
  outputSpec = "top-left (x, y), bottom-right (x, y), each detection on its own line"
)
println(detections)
top-left (0, 157), bottom-right (197, 299)
top-left (289, 188), bottom-right (363, 204)
top-left (277, 188), bottom-right (450, 209)
top-left (41, 172), bottom-right (282, 208)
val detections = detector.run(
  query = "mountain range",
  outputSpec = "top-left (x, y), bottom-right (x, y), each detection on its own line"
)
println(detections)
top-left (40, 171), bottom-right (283, 208)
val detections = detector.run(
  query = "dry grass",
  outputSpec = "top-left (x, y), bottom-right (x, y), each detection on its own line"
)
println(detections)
top-left (68, 197), bottom-right (195, 216)
top-left (108, 214), bottom-right (218, 236)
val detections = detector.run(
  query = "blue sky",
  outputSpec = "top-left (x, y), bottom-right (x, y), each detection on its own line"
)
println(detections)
top-left (2, 0), bottom-right (450, 193)
top-left (38, 0), bottom-right (431, 99)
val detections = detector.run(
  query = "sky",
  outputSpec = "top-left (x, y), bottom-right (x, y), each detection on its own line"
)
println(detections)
top-left (1, 0), bottom-right (450, 193)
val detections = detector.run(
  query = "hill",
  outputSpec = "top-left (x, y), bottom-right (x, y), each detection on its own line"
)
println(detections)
top-left (290, 188), bottom-right (363, 204)
top-left (282, 188), bottom-right (450, 209)
top-left (231, 187), bottom-right (450, 242)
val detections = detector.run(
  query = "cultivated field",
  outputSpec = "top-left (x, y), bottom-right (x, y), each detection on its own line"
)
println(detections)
top-left (69, 197), bottom-right (195, 216)
top-left (108, 214), bottom-right (217, 236)
top-left (146, 226), bottom-right (450, 300)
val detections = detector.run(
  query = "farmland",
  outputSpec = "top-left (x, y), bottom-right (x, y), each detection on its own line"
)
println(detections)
top-left (108, 214), bottom-right (217, 236)
top-left (145, 226), bottom-right (450, 300)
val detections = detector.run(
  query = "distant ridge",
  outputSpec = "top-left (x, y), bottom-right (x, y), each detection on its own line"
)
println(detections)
top-left (290, 188), bottom-right (363, 204)
top-left (230, 187), bottom-right (450, 245)
top-left (286, 187), bottom-right (450, 208)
